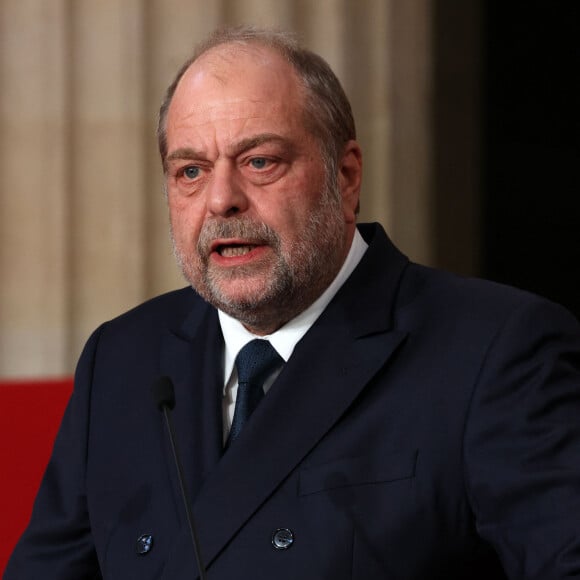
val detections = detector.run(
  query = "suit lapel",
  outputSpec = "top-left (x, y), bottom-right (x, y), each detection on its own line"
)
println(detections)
top-left (190, 224), bottom-right (410, 570)
top-left (159, 301), bottom-right (224, 500)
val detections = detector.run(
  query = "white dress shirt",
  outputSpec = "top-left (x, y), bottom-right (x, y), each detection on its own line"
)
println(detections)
top-left (219, 229), bottom-right (368, 439)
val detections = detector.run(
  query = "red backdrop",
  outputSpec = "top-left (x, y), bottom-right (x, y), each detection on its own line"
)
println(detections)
top-left (0, 378), bottom-right (73, 575)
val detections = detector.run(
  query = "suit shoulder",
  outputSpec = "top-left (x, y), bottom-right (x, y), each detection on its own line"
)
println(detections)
top-left (398, 262), bottom-right (578, 329)
top-left (113, 286), bottom-right (197, 320)
top-left (96, 286), bottom-right (208, 340)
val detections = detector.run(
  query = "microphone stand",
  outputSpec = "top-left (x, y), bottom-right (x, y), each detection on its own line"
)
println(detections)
top-left (153, 377), bottom-right (207, 580)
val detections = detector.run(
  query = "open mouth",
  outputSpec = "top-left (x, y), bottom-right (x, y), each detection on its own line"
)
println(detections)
top-left (217, 244), bottom-right (257, 257)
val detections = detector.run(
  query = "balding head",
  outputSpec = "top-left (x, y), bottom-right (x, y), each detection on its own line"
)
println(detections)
top-left (158, 26), bottom-right (356, 177)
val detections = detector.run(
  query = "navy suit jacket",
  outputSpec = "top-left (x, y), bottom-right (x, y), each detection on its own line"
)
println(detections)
top-left (6, 223), bottom-right (580, 579)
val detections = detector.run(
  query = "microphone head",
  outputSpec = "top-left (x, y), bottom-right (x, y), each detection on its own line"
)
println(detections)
top-left (151, 376), bottom-right (176, 411)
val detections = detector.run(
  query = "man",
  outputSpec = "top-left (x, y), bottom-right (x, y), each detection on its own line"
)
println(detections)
top-left (6, 26), bottom-right (580, 579)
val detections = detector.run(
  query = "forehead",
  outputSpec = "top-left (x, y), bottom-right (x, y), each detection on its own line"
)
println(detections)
top-left (167, 44), bottom-right (306, 134)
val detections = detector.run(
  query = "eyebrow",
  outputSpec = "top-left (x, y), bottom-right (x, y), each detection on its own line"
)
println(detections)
top-left (165, 147), bottom-right (204, 165)
top-left (230, 133), bottom-right (291, 157)
top-left (165, 133), bottom-right (292, 167)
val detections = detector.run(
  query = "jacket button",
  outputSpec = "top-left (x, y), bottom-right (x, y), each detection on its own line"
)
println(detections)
top-left (136, 534), bottom-right (154, 555)
top-left (271, 528), bottom-right (294, 550)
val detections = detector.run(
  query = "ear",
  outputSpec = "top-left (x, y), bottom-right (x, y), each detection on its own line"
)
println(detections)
top-left (338, 140), bottom-right (363, 224)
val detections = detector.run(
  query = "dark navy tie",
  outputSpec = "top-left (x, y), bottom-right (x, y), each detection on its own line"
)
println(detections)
top-left (227, 339), bottom-right (283, 446)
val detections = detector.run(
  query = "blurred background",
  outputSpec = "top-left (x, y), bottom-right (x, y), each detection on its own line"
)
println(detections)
top-left (1, 0), bottom-right (578, 378)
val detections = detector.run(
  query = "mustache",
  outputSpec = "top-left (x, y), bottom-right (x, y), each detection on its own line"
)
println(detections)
top-left (196, 217), bottom-right (281, 256)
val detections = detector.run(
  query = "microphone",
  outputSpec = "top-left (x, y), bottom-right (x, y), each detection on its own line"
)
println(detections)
top-left (152, 376), bottom-right (207, 580)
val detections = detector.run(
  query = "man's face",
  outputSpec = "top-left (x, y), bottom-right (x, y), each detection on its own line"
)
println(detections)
top-left (164, 44), bottom-right (359, 334)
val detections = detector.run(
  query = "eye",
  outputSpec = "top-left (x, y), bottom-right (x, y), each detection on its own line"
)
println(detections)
top-left (249, 157), bottom-right (269, 169)
top-left (183, 165), bottom-right (200, 180)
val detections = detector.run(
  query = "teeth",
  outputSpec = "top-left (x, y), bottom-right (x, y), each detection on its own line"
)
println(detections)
top-left (220, 245), bottom-right (254, 257)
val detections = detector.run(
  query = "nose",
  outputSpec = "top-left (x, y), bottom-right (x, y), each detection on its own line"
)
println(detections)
top-left (206, 162), bottom-right (248, 217)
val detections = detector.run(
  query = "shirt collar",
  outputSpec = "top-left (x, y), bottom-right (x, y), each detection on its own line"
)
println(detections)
top-left (219, 228), bottom-right (368, 391)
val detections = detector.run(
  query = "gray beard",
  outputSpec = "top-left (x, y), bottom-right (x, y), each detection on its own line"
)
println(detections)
top-left (172, 184), bottom-right (346, 333)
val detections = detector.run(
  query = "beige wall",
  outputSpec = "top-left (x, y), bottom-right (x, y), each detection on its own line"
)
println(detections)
top-left (0, 0), bottom-right (479, 377)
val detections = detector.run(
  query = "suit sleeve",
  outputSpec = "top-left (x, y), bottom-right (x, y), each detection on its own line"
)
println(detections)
top-left (4, 327), bottom-right (105, 579)
top-left (464, 298), bottom-right (580, 579)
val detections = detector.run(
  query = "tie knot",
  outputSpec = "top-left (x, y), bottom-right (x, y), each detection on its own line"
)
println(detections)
top-left (235, 339), bottom-right (283, 386)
